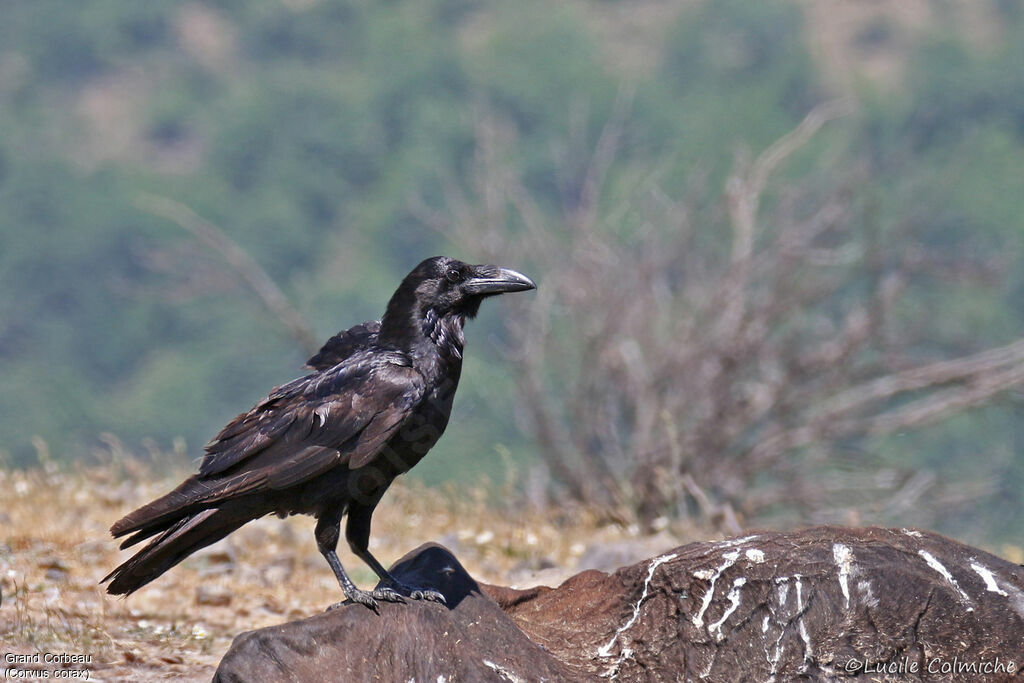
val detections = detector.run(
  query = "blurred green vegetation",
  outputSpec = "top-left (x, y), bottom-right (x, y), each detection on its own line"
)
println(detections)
top-left (2, 0), bottom-right (1024, 543)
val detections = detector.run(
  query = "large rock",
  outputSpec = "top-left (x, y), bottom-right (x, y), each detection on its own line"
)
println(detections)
top-left (215, 527), bottom-right (1024, 681)
top-left (213, 544), bottom-right (574, 682)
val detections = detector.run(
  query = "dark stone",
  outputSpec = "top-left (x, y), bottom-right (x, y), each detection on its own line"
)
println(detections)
top-left (214, 544), bottom-right (574, 682)
top-left (216, 527), bottom-right (1024, 682)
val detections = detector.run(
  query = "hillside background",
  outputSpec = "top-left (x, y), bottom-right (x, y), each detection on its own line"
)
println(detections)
top-left (4, 0), bottom-right (1024, 547)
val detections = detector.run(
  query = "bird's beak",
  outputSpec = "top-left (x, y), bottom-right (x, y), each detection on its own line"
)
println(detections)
top-left (463, 266), bottom-right (537, 296)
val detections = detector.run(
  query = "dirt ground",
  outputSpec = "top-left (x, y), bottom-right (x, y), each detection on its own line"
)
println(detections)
top-left (0, 460), bottom-right (706, 681)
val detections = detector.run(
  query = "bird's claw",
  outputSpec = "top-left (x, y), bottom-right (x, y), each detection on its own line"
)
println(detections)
top-left (328, 588), bottom-right (382, 612)
top-left (371, 586), bottom-right (407, 603)
top-left (408, 587), bottom-right (446, 604)
top-left (327, 583), bottom-right (445, 611)
top-left (378, 577), bottom-right (446, 604)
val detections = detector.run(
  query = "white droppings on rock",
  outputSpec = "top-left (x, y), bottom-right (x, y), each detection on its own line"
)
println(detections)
top-left (765, 594), bottom-right (788, 675)
top-left (698, 653), bottom-right (715, 680)
top-left (832, 543), bottom-right (854, 609)
top-left (901, 528), bottom-right (923, 538)
top-left (795, 575), bottom-right (813, 666)
top-left (764, 578), bottom-right (794, 676)
top-left (970, 561), bottom-right (1008, 597)
top-left (918, 550), bottom-right (973, 611)
top-left (708, 577), bottom-right (747, 640)
top-left (597, 552), bottom-right (678, 677)
top-left (997, 581), bottom-right (1024, 620)
top-left (775, 576), bottom-right (790, 608)
top-left (717, 535), bottom-right (760, 548)
top-left (482, 660), bottom-right (525, 683)
top-left (691, 550), bottom-right (741, 629)
top-left (857, 579), bottom-right (878, 608)
top-left (767, 629), bottom-right (786, 677)
top-left (745, 548), bottom-right (765, 563)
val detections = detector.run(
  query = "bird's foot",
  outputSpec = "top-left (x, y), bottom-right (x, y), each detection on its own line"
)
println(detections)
top-left (326, 583), bottom-right (445, 611)
top-left (370, 585), bottom-right (407, 604)
top-left (327, 584), bottom-right (407, 612)
top-left (407, 586), bottom-right (446, 603)
top-left (381, 579), bottom-right (445, 604)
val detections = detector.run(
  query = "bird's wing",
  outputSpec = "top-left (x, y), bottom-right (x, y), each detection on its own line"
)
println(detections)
top-left (304, 320), bottom-right (381, 371)
top-left (198, 351), bottom-right (423, 489)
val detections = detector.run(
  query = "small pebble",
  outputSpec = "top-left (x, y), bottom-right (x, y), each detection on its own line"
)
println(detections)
top-left (195, 584), bottom-right (233, 607)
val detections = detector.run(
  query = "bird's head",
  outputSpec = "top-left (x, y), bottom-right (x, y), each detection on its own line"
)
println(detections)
top-left (380, 256), bottom-right (536, 349)
top-left (410, 256), bottom-right (536, 316)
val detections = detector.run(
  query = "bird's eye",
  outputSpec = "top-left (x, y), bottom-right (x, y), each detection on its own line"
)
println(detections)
top-left (445, 268), bottom-right (462, 283)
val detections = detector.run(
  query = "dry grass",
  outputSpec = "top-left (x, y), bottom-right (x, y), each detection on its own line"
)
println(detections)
top-left (0, 460), bottom-right (708, 681)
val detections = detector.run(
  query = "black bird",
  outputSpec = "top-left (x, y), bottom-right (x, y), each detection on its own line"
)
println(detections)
top-left (103, 256), bottom-right (535, 609)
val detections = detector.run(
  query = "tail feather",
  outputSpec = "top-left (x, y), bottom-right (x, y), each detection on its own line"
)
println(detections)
top-left (110, 475), bottom-right (212, 538)
top-left (110, 471), bottom-right (264, 541)
top-left (118, 518), bottom-right (180, 550)
top-left (103, 507), bottom-right (247, 595)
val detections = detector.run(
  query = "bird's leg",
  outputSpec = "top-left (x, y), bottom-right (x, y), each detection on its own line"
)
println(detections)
top-left (314, 512), bottom-right (403, 611)
top-left (346, 506), bottom-right (446, 604)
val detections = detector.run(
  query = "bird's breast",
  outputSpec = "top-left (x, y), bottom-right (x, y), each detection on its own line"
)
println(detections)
top-left (382, 364), bottom-right (460, 475)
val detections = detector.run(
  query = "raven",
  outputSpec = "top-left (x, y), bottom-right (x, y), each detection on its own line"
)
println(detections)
top-left (103, 256), bottom-right (535, 609)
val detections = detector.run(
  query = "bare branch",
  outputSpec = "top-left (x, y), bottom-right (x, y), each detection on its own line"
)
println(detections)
top-left (409, 98), bottom-right (1016, 533)
top-left (136, 194), bottom-right (319, 355)
top-left (821, 336), bottom-right (1024, 419)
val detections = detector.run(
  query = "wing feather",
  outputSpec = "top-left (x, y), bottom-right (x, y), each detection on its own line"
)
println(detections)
top-left (196, 353), bottom-right (423, 493)
top-left (305, 320), bottom-right (381, 371)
